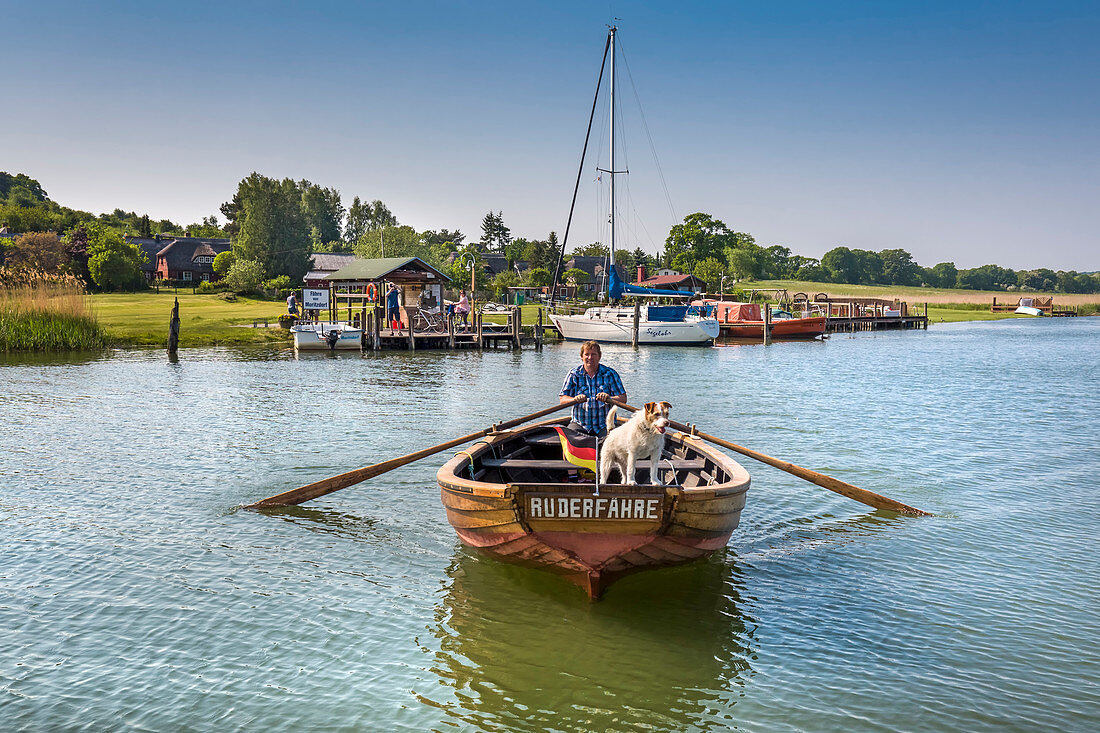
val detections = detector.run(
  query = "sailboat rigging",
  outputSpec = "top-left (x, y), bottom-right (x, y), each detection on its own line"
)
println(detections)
top-left (549, 26), bottom-right (719, 346)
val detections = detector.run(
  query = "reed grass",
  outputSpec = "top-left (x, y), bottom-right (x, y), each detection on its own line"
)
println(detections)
top-left (0, 268), bottom-right (109, 351)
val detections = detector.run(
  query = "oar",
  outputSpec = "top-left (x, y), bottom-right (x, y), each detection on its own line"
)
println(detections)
top-left (248, 397), bottom-right (585, 509)
top-left (602, 398), bottom-right (931, 516)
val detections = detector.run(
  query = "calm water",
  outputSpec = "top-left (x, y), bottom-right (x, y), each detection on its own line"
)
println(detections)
top-left (2, 319), bottom-right (1098, 731)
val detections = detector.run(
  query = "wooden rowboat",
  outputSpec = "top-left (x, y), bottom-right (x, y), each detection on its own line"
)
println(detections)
top-left (436, 417), bottom-right (751, 599)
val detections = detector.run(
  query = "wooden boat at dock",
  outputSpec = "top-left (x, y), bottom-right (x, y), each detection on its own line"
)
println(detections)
top-left (437, 417), bottom-right (750, 599)
top-left (696, 300), bottom-right (827, 340)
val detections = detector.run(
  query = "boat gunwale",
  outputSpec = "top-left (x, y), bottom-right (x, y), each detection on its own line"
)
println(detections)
top-left (436, 417), bottom-right (750, 500)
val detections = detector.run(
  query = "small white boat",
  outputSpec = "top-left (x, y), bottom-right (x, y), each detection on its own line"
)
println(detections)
top-left (1015, 305), bottom-right (1043, 316)
top-left (291, 321), bottom-right (363, 350)
top-left (551, 304), bottom-right (719, 345)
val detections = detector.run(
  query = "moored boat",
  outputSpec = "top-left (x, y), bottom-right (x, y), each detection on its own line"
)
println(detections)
top-left (550, 303), bottom-right (719, 345)
top-left (291, 321), bottom-right (364, 350)
top-left (697, 300), bottom-right (827, 340)
top-left (436, 417), bottom-right (750, 599)
top-left (546, 25), bottom-right (720, 347)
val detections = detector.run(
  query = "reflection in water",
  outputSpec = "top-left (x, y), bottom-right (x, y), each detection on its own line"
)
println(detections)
top-left (418, 548), bottom-right (758, 732)
top-left (257, 504), bottom-right (381, 545)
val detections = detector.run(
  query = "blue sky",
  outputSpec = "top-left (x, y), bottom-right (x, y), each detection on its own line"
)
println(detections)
top-left (4, 1), bottom-right (1097, 270)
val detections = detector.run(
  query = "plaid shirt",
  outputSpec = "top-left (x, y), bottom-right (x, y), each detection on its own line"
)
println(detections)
top-left (560, 363), bottom-right (626, 433)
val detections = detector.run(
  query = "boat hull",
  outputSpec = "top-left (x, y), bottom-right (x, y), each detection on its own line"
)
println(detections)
top-left (550, 311), bottom-right (719, 345)
top-left (719, 316), bottom-right (827, 339)
top-left (437, 419), bottom-right (750, 598)
top-left (291, 323), bottom-right (364, 350)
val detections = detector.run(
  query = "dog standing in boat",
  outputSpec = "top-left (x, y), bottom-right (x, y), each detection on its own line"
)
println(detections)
top-left (600, 401), bottom-right (672, 485)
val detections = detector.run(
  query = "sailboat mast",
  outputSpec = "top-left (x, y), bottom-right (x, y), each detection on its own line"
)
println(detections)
top-left (608, 25), bottom-right (616, 300)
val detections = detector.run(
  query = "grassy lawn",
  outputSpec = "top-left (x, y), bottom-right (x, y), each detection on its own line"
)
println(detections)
top-left (90, 292), bottom-right (291, 347)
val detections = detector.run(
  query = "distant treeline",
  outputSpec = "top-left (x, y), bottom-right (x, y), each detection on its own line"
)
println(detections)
top-left (2, 171), bottom-right (1096, 295)
top-left (652, 212), bottom-right (1099, 294)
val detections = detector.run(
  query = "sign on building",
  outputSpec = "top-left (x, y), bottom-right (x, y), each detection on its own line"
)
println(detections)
top-left (303, 288), bottom-right (329, 310)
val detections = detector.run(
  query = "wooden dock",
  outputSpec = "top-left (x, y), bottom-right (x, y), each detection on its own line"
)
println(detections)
top-left (825, 314), bottom-right (928, 332)
top-left (359, 305), bottom-right (547, 350)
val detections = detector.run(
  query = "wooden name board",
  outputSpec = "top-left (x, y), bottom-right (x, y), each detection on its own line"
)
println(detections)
top-left (525, 493), bottom-right (663, 521)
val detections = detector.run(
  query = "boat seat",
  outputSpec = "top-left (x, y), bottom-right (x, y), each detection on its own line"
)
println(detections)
top-left (479, 458), bottom-right (706, 470)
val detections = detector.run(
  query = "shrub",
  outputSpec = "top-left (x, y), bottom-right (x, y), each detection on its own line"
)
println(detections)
top-left (223, 259), bottom-right (265, 294)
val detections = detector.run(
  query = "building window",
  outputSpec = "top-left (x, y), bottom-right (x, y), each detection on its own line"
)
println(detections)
top-left (182, 271), bottom-right (193, 281)
top-left (202, 273), bottom-right (210, 281)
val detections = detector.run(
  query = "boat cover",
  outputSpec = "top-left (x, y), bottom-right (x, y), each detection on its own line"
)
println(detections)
top-left (608, 265), bottom-right (692, 300)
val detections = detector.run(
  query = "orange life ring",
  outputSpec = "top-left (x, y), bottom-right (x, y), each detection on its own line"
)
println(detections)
top-left (366, 282), bottom-right (378, 301)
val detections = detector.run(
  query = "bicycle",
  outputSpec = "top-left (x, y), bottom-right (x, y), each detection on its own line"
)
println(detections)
top-left (412, 307), bottom-right (447, 334)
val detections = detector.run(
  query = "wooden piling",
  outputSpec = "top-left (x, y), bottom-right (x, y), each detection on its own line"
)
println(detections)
top-left (763, 304), bottom-right (771, 345)
top-left (632, 303), bottom-right (640, 347)
top-left (536, 307), bottom-right (543, 350)
top-left (167, 298), bottom-right (180, 357)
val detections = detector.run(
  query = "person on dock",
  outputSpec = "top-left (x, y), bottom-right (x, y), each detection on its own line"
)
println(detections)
top-left (286, 292), bottom-right (298, 316)
top-left (455, 290), bottom-right (470, 331)
top-left (386, 282), bottom-right (401, 330)
top-left (559, 340), bottom-right (626, 438)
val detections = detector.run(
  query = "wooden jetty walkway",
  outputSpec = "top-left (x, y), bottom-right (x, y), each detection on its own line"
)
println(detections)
top-left (358, 305), bottom-right (547, 351)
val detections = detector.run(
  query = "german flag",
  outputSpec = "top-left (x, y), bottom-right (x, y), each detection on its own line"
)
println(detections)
top-left (552, 426), bottom-right (598, 474)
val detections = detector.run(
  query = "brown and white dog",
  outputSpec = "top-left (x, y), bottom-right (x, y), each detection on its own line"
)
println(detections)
top-left (600, 401), bottom-right (672, 486)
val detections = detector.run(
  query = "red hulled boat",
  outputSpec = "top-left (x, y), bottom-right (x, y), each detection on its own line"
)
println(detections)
top-left (696, 300), bottom-right (827, 340)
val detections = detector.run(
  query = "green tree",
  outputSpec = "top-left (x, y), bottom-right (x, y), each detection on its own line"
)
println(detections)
top-left (365, 200), bottom-right (397, 230)
top-left (821, 247), bottom-right (861, 284)
top-left (86, 223), bottom-right (146, 291)
top-left (693, 257), bottom-right (726, 291)
top-left (212, 250), bottom-right (236, 277)
top-left (761, 245), bottom-right (791, 279)
top-left (480, 211), bottom-right (511, 253)
top-left (5, 232), bottom-right (70, 272)
top-left (0, 172), bottom-right (48, 202)
top-left (877, 249), bottom-right (919, 286)
top-left (230, 174), bottom-right (312, 281)
top-left (224, 259), bottom-right (266, 293)
top-left (526, 266), bottom-right (552, 287)
top-left (664, 212), bottom-right (738, 267)
top-left (489, 270), bottom-right (520, 299)
top-left (344, 196), bottom-right (368, 245)
top-left (563, 267), bottom-right (590, 285)
top-left (522, 237), bottom-right (556, 271)
top-left (354, 225), bottom-right (440, 266)
top-left (926, 262), bottom-right (958, 289)
top-left (726, 247), bottom-right (757, 281)
top-left (185, 215), bottom-right (228, 239)
top-left (852, 249), bottom-right (884, 284)
top-left (1019, 268), bottom-right (1056, 291)
top-left (300, 181), bottom-right (344, 244)
top-left (572, 242), bottom-right (608, 258)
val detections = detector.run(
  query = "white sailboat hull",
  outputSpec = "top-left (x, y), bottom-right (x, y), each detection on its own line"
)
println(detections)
top-left (291, 322), bottom-right (364, 350)
top-left (550, 308), bottom-right (719, 345)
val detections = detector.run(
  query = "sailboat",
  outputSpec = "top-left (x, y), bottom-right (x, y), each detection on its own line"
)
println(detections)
top-left (549, 26), bottom-right (720, 346)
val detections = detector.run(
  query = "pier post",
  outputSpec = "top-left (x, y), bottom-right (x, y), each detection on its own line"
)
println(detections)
top-left (407, 310), bottom-right (415, 350)
top-left (167, 297), bottom-right (180, 358)
top-left (447, 307), bottom-right (455, 349)
top-left (632, 303), bottom-right (640, 347)
top-left (763, 304), bottom-right (771, 345)
top-left (477, 312), bottom-right (483, 350)
top-left (536, 307), bottom-right (543, 350)
top-left (513, 307), bottom-right (522, 349)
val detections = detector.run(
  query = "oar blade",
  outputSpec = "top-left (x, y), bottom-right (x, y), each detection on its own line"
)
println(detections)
top-left (246, 398), bottom-right (584, 509)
